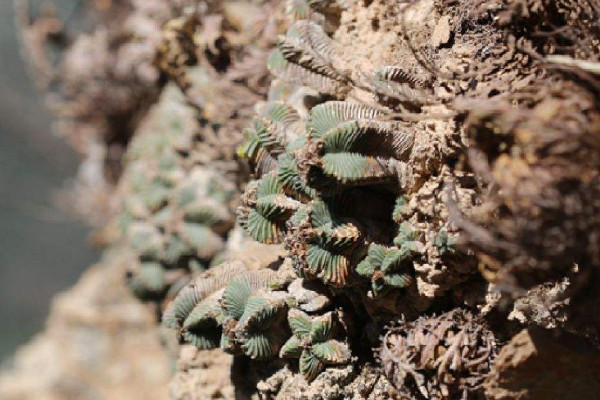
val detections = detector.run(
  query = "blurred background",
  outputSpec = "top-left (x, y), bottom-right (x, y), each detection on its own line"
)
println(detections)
top-left (0, 1), bottom-right (97, 360)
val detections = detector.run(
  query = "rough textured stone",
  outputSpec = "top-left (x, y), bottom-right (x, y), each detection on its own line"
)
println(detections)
top-left (485, 328), bottom-right (600, 400)
top-left (0, 248), bottom-right (172, 400)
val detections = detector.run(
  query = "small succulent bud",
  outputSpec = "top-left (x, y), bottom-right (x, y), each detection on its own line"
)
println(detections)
top-left (280, 309), bottom-right (351, 381)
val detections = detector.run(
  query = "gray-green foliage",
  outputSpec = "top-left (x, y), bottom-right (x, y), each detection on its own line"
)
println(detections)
top-left (163, 262), bottom-right (248, 349)
top-left (302, 101), bottom-right (414, 186)
top-left (165, 265), bottom-right (290, 359)
top-left (119, 86), bottom-right (240, 301)
top-left (280, 309), bottom-right (350, 381)
top-left (268, 20), bottom-right (348, 96)
top-left (237, 174), bottom-right (303, 244)
top-left (289, 199), bottom-right (363, 287)
top-left (356, 244), bottom-right (414, 296)
top-left (165, 4), bottom-right (477, 384)
top-left (123, 166), bottom-right (235, 300)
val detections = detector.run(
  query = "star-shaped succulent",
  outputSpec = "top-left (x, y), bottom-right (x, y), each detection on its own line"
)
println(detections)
top-left (280, 309), bottom-right (351, 381)
top-left (356, 243), bottom-right (414, 296)
top-left (220, 275), bottom-right (289, 359)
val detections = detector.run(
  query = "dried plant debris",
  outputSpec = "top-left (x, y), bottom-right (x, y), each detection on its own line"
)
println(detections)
top-left (379, 309), bottom-right (498, 400)
top-left (455, 81), bottom-right (600, 291)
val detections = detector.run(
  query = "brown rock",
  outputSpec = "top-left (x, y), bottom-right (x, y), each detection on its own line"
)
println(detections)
top-left (485, 328), bottom-right (600, 400)
top-left (431, 15), bottom-right (451, 48)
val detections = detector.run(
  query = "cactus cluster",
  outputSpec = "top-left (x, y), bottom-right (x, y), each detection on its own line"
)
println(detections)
top-left (164, 259), bottom-right (351, 379)
top-left (166, 1), bottom-right (486, 384)
top-left (118, 0), bottom-right (291, 304)
top-left (119, 87), bottom-right (237, 301)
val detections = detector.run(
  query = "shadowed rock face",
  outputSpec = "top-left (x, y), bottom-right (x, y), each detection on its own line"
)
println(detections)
top-left (485, 328), bottom-right (600, 400)
top-left (0, 248), bottom-right (172, 400)
top-left (0, 0), bottom-right (97, 360)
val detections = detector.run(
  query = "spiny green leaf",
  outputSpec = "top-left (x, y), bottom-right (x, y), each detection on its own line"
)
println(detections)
top-left (308, 102), bottom-right (382, 139)
top-left (307, 199), bottom-right (332, 228)
top-left (300, 349), bottom-right (324, 381)
top-left (267, 49), bottom-right (289, 75)
top-left (220, 333), bottom-right (233, 352)
top-left (277, 154), bottom-right (317, 199)
top-left (375, 65), bottom-right (426, 87)
top-left (128, 262), bottom-right (166, 300)
top-left (321, 120), bottom-right (414, 158)
top-left (321, 152), bottom-right (394, 184)
top-left (394, 222), bottom-right (418, 247)
top-left (280, 335), bottom-right (304, 358)
top-left (241, 332), bottom-right (276, 359)
top-left (129, 222), bottom-right (163, 258)
top-left (310, 312), bottom-right (333, 343)
top-left (182, 329), bottom-right (221, 350)
top-left (183, 202), bottom-right (227, 226)
top-left (267, 49), bottom-right (344, 96)
top-left (259, 101), bottom-right (300, 126)
top-left (252, 118), bottom-right (287, 155)
top-left (257, 174), bottom-right (285, 198)
top-left (144, 179), bottom-right (172, 212)
top-left (311, 340), bottom-right (351, 364)
top-left (247, 208), bottom-right (283, 244)
top-left (163, 284), bottom-right (200, 329)
top-left (314, 223), bottom-right (360, 249)
top-left (221, 278), bottom-right (253, 320)
top-left (306, 244), bottom-right (349, 285)
top-left (176, 184), bottom-right (198, 208)
top-left (255, 194), bottom-right (300, 219)
top-left (278, 21), bottom-right (343, 81)
top-left (283, 20), bottom-right (342, 63)
top-left (179, 222), bottom-right (224, 259)
top-left (163, 235), bottom-right (193, 264)
top-left (382, 272), bottom-right (413, 288)
top-left (433, 228), bottom-right (457, 255)
top-left (393, 196), bottom-right (409, 222)
top-left (238, 296), bottom-right (285, 328)
top-left (183, 300), bottom-right (221, 331)
top-left (288, 308), bottom-right (313, 338)
top-left (139, 262), bottom-right (165, 291)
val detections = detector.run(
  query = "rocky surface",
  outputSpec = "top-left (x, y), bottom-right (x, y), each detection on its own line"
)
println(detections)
top-left (0, 248), bottom-right (172, 400)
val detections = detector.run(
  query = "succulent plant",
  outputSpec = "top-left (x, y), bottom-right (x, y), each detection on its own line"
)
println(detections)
top-left (122, 165), bottom-right (236, 299)
top-left (229, 289), bottom-right (290, 359)
top-left (280, 309), bottom-right (351, 381)
top-left (18, 0), bottom-right (600, 397)
top-left (356, 243), bottom-right (415, 297)
top-left (163, 262), bottom-right (249, 349)
top-left (219, 270), bottom-right (289, 359)
top-left (286, 199), bottom-right (365, 287)
top-left (268, 21), bottom-right (348, 96)
top-left (299, 101), bottom-right (415, 188)
top-left (239, 101), bottom-right (303, 176)
top-left (379, 309), bottom-right (498, 399)
top-left (371, 66), bottom-right (432, 106)
top-left (237, 174), bottom-right (303, 245)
